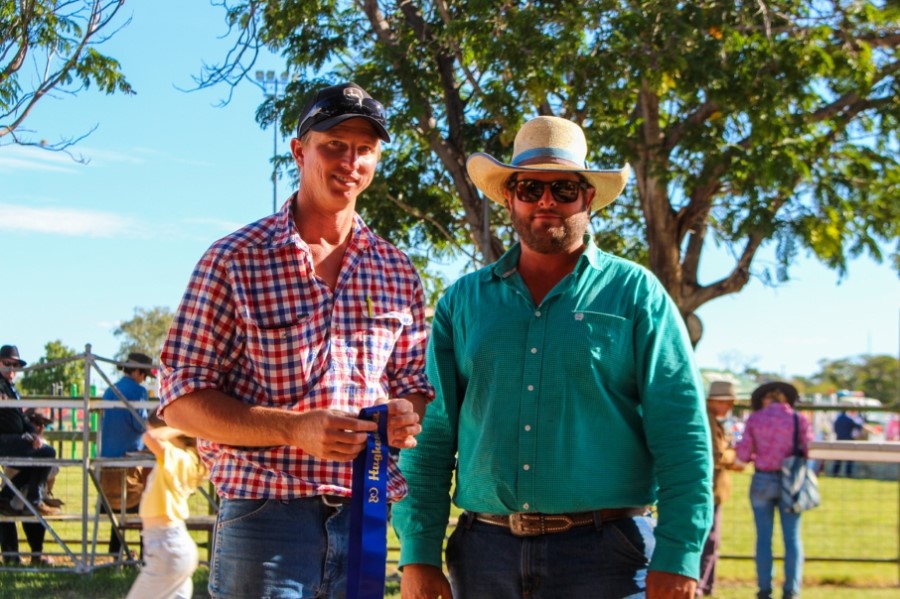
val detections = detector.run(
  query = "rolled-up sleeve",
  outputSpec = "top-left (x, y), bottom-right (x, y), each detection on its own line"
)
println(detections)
top-left (160, 245), bottom-right (240, 413)
top-left (386, 273), bottom-right (434, 402)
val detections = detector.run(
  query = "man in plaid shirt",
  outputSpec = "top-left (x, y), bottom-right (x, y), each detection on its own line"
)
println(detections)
top-left (159, 82), bottom-right (433, 599)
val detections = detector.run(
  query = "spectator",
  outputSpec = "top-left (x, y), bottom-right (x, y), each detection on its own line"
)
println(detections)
top-left (0, 344), bottom-right (59, 566)
top-left (698, 381), bottom-right (744, 597)
top-left (830, 410), bottom-right (864, 477)
top-left (23, 409), bottom-right (63, 508)
top-left (125, 418), bottom-right (208, 599)
top-left (98, 352), bottom-right (156, 557)
top-left (737, 382), bottom-right (811, 599)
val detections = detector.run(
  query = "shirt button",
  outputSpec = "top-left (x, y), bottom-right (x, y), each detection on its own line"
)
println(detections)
top-left (523, 464), bottom-right (530, 471)
top-left (523, 503), bottom-right (530, 510)
top-left (530, 347), bottom-right (538, 354)
top-left (534, 310), bottom-right (541, 317)
top-left (527, 385), bottom-right (534, 391)
top-left (524, 425), bottom-right (532, 432)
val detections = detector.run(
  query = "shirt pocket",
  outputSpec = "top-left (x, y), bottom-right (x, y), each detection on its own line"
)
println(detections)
top-left (244, 315), bottom-right (313, 403)
top-left (345, 307), bottom-right (412, 384)
top-left (571, 310), bottom-right (633, 383)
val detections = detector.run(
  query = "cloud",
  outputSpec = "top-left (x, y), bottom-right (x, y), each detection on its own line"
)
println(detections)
top-left (0, 143), bottom-right (151, 173)
top-left (0, 145), bottom-right (81, 173)
top-left (0, 203), bottom-right (140, 237)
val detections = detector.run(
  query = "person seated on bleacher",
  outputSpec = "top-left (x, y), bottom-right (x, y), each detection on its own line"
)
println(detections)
top-left (24, 409), bottom-right (63, 508)
top-left (0, 344), bottom-right (59, 566)
top-left (98, 352), bottom-right (157, 557)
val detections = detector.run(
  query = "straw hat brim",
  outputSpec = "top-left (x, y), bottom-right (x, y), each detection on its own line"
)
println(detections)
top-left (467, 153), bottom-right (631, 210)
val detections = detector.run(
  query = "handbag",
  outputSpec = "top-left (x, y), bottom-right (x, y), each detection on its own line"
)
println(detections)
top-left (780, 412), bottom-right (820, 513)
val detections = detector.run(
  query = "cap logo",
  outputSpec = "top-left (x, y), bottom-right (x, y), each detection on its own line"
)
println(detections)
top-left (344, 86), bottom-right (364, 105)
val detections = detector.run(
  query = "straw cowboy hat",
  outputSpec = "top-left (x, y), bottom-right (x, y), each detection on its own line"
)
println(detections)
top-left (466, 116), bottom-right (631, 211)
top-left (707, 380), bottom-right (738, 401)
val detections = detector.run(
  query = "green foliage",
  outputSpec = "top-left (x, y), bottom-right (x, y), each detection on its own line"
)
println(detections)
top-left (811, 353), bottom-right (900, 406)
top-left (18, 340), bottom-right (82, 396)
top-left (0, 0), bottom-right (134, 150)
top-left (112, 306), bottom-right (175, 362)
top-left (202, 1), bottom-right (898, 341)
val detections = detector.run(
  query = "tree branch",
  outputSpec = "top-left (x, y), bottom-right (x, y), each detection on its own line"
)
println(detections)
top-left (663, 100), bottom-right (721, 153)
top-left (383, 191), bottom-right (477, 263)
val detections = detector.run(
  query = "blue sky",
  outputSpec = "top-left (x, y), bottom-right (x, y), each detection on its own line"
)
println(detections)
top-left (2, 1), bottom-right (898, 380)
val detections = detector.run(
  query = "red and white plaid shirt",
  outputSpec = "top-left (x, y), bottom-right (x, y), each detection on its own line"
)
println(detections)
top-left (160, 197), bottom-right (433, 501)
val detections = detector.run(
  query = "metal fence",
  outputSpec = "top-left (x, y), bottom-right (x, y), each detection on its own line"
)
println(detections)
top-left (5, 349), bottom-right (899, 582)
top-left (0, 345), bottom-right (188, 574)
top-left (720, 402), bottom-right (900, 583)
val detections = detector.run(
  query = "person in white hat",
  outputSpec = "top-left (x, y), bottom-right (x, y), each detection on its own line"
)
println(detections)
top-left (698, 381), bottom-right (744, 597)
top-left (394, 116), bottom-right (712, 598)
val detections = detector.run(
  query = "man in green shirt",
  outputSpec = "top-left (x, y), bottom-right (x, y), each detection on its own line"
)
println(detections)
top-left (393, 116), bottom-right (712, 598)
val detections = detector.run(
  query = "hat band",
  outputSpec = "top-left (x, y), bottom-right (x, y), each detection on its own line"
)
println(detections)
top-left (512, 147), bottom-right (586, 168)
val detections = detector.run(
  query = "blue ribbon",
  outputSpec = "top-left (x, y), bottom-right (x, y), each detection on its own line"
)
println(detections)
top-left (347, 403), bottom-right (390, 599)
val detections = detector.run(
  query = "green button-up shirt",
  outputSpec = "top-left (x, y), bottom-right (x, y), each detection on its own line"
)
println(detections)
top-left (393, 238), bottom-right (712, 578)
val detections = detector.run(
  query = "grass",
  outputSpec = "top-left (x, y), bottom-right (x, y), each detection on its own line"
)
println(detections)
top-left (2, 446), bottom-right (899, 597)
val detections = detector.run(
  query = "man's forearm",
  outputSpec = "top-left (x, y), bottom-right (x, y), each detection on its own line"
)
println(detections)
top-left (162, 389), bottom-right (295, 447)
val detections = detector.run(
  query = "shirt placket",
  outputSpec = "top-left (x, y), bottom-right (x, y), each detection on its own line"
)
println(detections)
top-left (323, 239), bottom-right (364, 413)
top-left (516, 301), bottom-right (550, 513)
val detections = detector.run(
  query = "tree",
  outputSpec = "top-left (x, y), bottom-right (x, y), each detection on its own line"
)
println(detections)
top-left (113, 306), bottom-right (174, 363)
top-left (811, 353), bottom-right (900, 406)
top-left (1, 0), bottom-right (134, 154)
top-left (201, 1), bottom-right (898, 344)
top-left (19, 339), bottom-right (82, 395)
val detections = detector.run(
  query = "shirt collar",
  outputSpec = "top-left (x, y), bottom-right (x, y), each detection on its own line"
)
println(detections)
top-left (763, 401), bottom-right (794, 415)
top-left (489, 234), bottom-right (601, 280)
top-left (271, 193), bottom-right (373, 254)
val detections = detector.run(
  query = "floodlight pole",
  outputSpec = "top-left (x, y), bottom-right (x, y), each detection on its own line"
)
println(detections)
top-left (255, 70), bottom-right (291, 214)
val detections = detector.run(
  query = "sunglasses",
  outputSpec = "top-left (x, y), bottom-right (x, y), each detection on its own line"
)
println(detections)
top-left (297, 94), bottom-right (387, 138)
top-left (508, 178), bottom-right (590, 204)
top-left (1, 361), bottom-right (18, 367)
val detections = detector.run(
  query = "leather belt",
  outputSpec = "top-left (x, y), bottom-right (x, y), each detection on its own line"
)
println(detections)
top-left (471, 507), bottom-right (649, 537)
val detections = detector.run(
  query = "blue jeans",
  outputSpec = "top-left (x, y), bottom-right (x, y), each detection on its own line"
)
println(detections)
top-left (209, 498), bottom-right (351, 599)
top-left (446, 511), bottom-right (654, 598)
top-left (750, 472), bottom-right (803, 597)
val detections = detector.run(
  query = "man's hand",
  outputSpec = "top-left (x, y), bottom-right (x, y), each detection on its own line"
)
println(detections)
top-left (401, 563), bottom-right (453, 599)
top-left (385, 397), bottom-right (423, 449)
top-left (646, 570), bottom-right (697, 598)
top-left (290, 409), bottom-right (376, 461)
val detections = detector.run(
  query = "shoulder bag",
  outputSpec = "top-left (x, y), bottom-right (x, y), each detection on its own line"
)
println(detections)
top-left (780, 412), bottom-right (821, 513)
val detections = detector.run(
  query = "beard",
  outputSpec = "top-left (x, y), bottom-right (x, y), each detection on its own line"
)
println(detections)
top-left (510, 203), bottom-right (590, 254)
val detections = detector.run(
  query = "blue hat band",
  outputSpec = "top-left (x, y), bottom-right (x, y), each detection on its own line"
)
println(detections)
top-left (511, 147), bottom-right (586, 168)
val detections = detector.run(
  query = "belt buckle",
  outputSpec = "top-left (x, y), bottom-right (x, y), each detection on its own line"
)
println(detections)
top-left (508, 513), bottom-right (539, 537)
top-left (320, 494), bottom-right (348, 508)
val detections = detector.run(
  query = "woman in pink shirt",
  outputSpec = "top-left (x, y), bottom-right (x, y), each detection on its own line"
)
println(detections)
top-left (737, 382), bottom-right (812, 599)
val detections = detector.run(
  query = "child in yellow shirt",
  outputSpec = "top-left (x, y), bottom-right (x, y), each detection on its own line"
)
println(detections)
top-left (125, 424), bottom-right (208, 599)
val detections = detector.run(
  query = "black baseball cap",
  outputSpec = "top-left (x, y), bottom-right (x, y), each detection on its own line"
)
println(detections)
top-left (296, 82), bottom-right (390, 142)
top-left (118, 352), bottom-right (157, 379)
